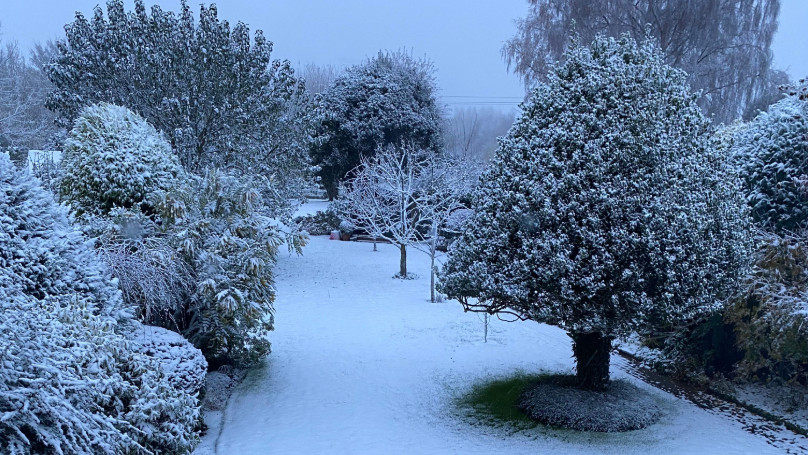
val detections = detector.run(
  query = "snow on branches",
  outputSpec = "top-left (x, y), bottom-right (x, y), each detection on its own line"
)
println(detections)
top-left (439, 34), bottom-right (753, 389)
top-left (339, 143), bottom-right (470, 289)
top-left (0, 154), bottom-right (200, 455)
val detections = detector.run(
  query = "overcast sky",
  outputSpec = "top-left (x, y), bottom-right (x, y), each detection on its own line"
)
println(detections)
top-left (2, 0), bottom-right (806, 113)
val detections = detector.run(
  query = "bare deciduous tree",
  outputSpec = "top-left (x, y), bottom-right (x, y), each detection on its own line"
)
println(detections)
top-left (0, 26), bottom-right (58, 152)
top-left (502, 0), bottom-right (784, 124)
top-left (443, 107), bottom-right (515, 161)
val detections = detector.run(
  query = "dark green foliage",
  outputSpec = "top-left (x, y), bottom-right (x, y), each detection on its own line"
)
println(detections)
top-left (310, 51), bottom-right (443, 200)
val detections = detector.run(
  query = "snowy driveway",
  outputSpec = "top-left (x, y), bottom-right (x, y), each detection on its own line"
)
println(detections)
top-left (199, 236), bottom-right (790, 455)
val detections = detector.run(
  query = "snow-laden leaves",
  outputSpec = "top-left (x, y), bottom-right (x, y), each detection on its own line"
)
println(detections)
top-left (46, 0), bottom-right (313, 219)
top-left (154, 169), bottom-right (288, 367)
top-left (0, 154), bottom-right (200, 454)
top-left (439, 34), bottom-right (753, 339)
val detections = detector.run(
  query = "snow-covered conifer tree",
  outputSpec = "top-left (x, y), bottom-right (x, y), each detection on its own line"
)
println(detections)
top-left (312, 51), bottom-right (443, 200)
top-left (47, 0), bottom-right (313, 215)
top-left (60, 103), bottom-right (183, 217)
top-left (439, 34), bottom-right (752, 390)
top-left (735, 78), bottom-right (808, 233)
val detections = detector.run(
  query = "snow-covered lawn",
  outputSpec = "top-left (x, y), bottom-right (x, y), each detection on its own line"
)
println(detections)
top-left (196, 236), bottom-right (790, 455)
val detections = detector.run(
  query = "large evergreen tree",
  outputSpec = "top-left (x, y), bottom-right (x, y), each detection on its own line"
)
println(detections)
top-left (440, 34), bottom-right (752, 390)
top-left (311, 51), bottom-right (443, 200)
top-left (46, 0), bottom-right (312, 212)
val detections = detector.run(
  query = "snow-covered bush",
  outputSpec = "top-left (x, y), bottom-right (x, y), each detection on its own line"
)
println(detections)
top-left (94, 208), bottom-right (196, 330)
top-left (727, 231), bottom-right (808, 383)
top-left (0, 149), bottom-right (128, 324)
top-left (295, 206), bottom-right (343, 235)
top-left (47, 0), bottom-right (314, 214)
top-left (311, 50), bottom-right (443, 199)
top-left (155, 169), bottom-right (286, 367)
top-left (735, 78), bottom-right (808, 233)
top-left (60, 102), bottom-right (183, 217)
top-left (0, 153), bottom-right (200, 454)
top-left (130, 325), bottom-right (208, 396)
top-left (439, 34), bottom-right (753, 391)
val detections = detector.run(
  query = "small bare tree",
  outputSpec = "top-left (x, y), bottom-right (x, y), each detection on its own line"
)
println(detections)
top-left (341, 144), bottom-right (473, 299)
top-left (339, 143), bottom-right (431, 279)
top-left (418, 153), bottom-right (475, 301)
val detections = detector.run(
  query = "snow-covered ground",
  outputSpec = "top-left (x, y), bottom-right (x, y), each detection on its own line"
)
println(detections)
top-left (195, 235), bottom-right (797, 455)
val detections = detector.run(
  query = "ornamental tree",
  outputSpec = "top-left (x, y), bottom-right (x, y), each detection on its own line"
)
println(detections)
top-left (311, 51), bottom-right (443, 200)
top-left (734, 78), bottom-right (808, 233)
top-left (439, 34), bottom-right (752, 390)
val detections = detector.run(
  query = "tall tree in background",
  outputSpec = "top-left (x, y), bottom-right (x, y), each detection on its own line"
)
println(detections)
top-left (0, 25), bottom-right (59, 152)
top-left (46, 0), bottom-right (312, 216)
top-left (311, 51), bottom-right (444, 200)
top-left (503, 0), bottom-right (784, 124)
top-left (443, 107), bottom-right (515, 161)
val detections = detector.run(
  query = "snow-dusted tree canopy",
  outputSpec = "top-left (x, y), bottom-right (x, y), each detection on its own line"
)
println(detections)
top-left (60, 103), bottom-right (183, 217)
top-left (735, 78), bottom-right (808, 233)
top-left (0, 154), bottom-right (200, 455)
top-left (311, 51), bottom-right (444, 200)
top-left (46, 0), bottom-right (313, 208)
top-left (440, 34), bottom-right (752, 366)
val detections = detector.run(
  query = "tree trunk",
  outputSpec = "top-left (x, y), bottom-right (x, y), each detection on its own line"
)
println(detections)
top-left (430, 252), bottom-right (436, 302)
top-left (325, 181), bottom-right (338, 201)
top-left (399, 243), bottom-right (407, 278)
top-left (571, 332), bottom-right (613, 391)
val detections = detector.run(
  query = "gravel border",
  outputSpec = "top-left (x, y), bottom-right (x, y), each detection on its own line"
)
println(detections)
top-left (518, 376), bottom-right (664, 432)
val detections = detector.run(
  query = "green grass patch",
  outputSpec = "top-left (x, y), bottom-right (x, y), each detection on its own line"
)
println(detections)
top-left (458, 371), bottom-right (548, 430)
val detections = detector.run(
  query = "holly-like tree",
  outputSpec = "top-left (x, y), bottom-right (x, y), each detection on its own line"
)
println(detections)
top-left (439, 34), bottom-right (752, 390)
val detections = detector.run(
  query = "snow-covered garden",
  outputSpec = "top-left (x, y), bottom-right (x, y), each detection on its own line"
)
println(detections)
top-left (1, 0), bottom-right (808, 454)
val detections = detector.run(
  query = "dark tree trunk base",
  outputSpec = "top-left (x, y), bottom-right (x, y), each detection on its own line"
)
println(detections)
top-left (571, 332), bottom-right (613, 391)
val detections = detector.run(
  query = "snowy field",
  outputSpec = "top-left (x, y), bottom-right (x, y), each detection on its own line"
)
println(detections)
top-left (195, 233), bottom-right (794, 455)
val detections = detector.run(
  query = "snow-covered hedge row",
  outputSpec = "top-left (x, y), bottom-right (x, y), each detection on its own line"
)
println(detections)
top-left (0, 154), bottom-right (200, 454)
top-left (736, 79), bottom-right (808, 233)
top-left (60, 103), bottom-right (183, 217)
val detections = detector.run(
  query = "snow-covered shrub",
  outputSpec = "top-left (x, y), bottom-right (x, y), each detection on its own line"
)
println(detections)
top-left (0, 290), bottom-right (137, 455)
top-left (0, 153), bottom-right (200, 454)
top-left (0, 150), bottom-right (128, 324)
top-left (439, 34), bottom-right (753, 391)
top-left (155, 169), bottom-right (285, 367)
top-left (727, 231), bottom-right (808, 383)
top-left (735, 78), bottom-right (808, 233)
top-left (94, 208), bottom-right (196, 329)
top-left (294, 206), bottom-right (342, 235)
top-left (120, 336), bottom-right (201, 455)
top-left (60, 102), bottom-right (183, 217)
top-left (130, 325), bottom-right (208, 396)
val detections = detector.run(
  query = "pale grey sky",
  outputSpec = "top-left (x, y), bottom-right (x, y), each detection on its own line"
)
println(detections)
top-left (1, 0), bottom-right (806, 112)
